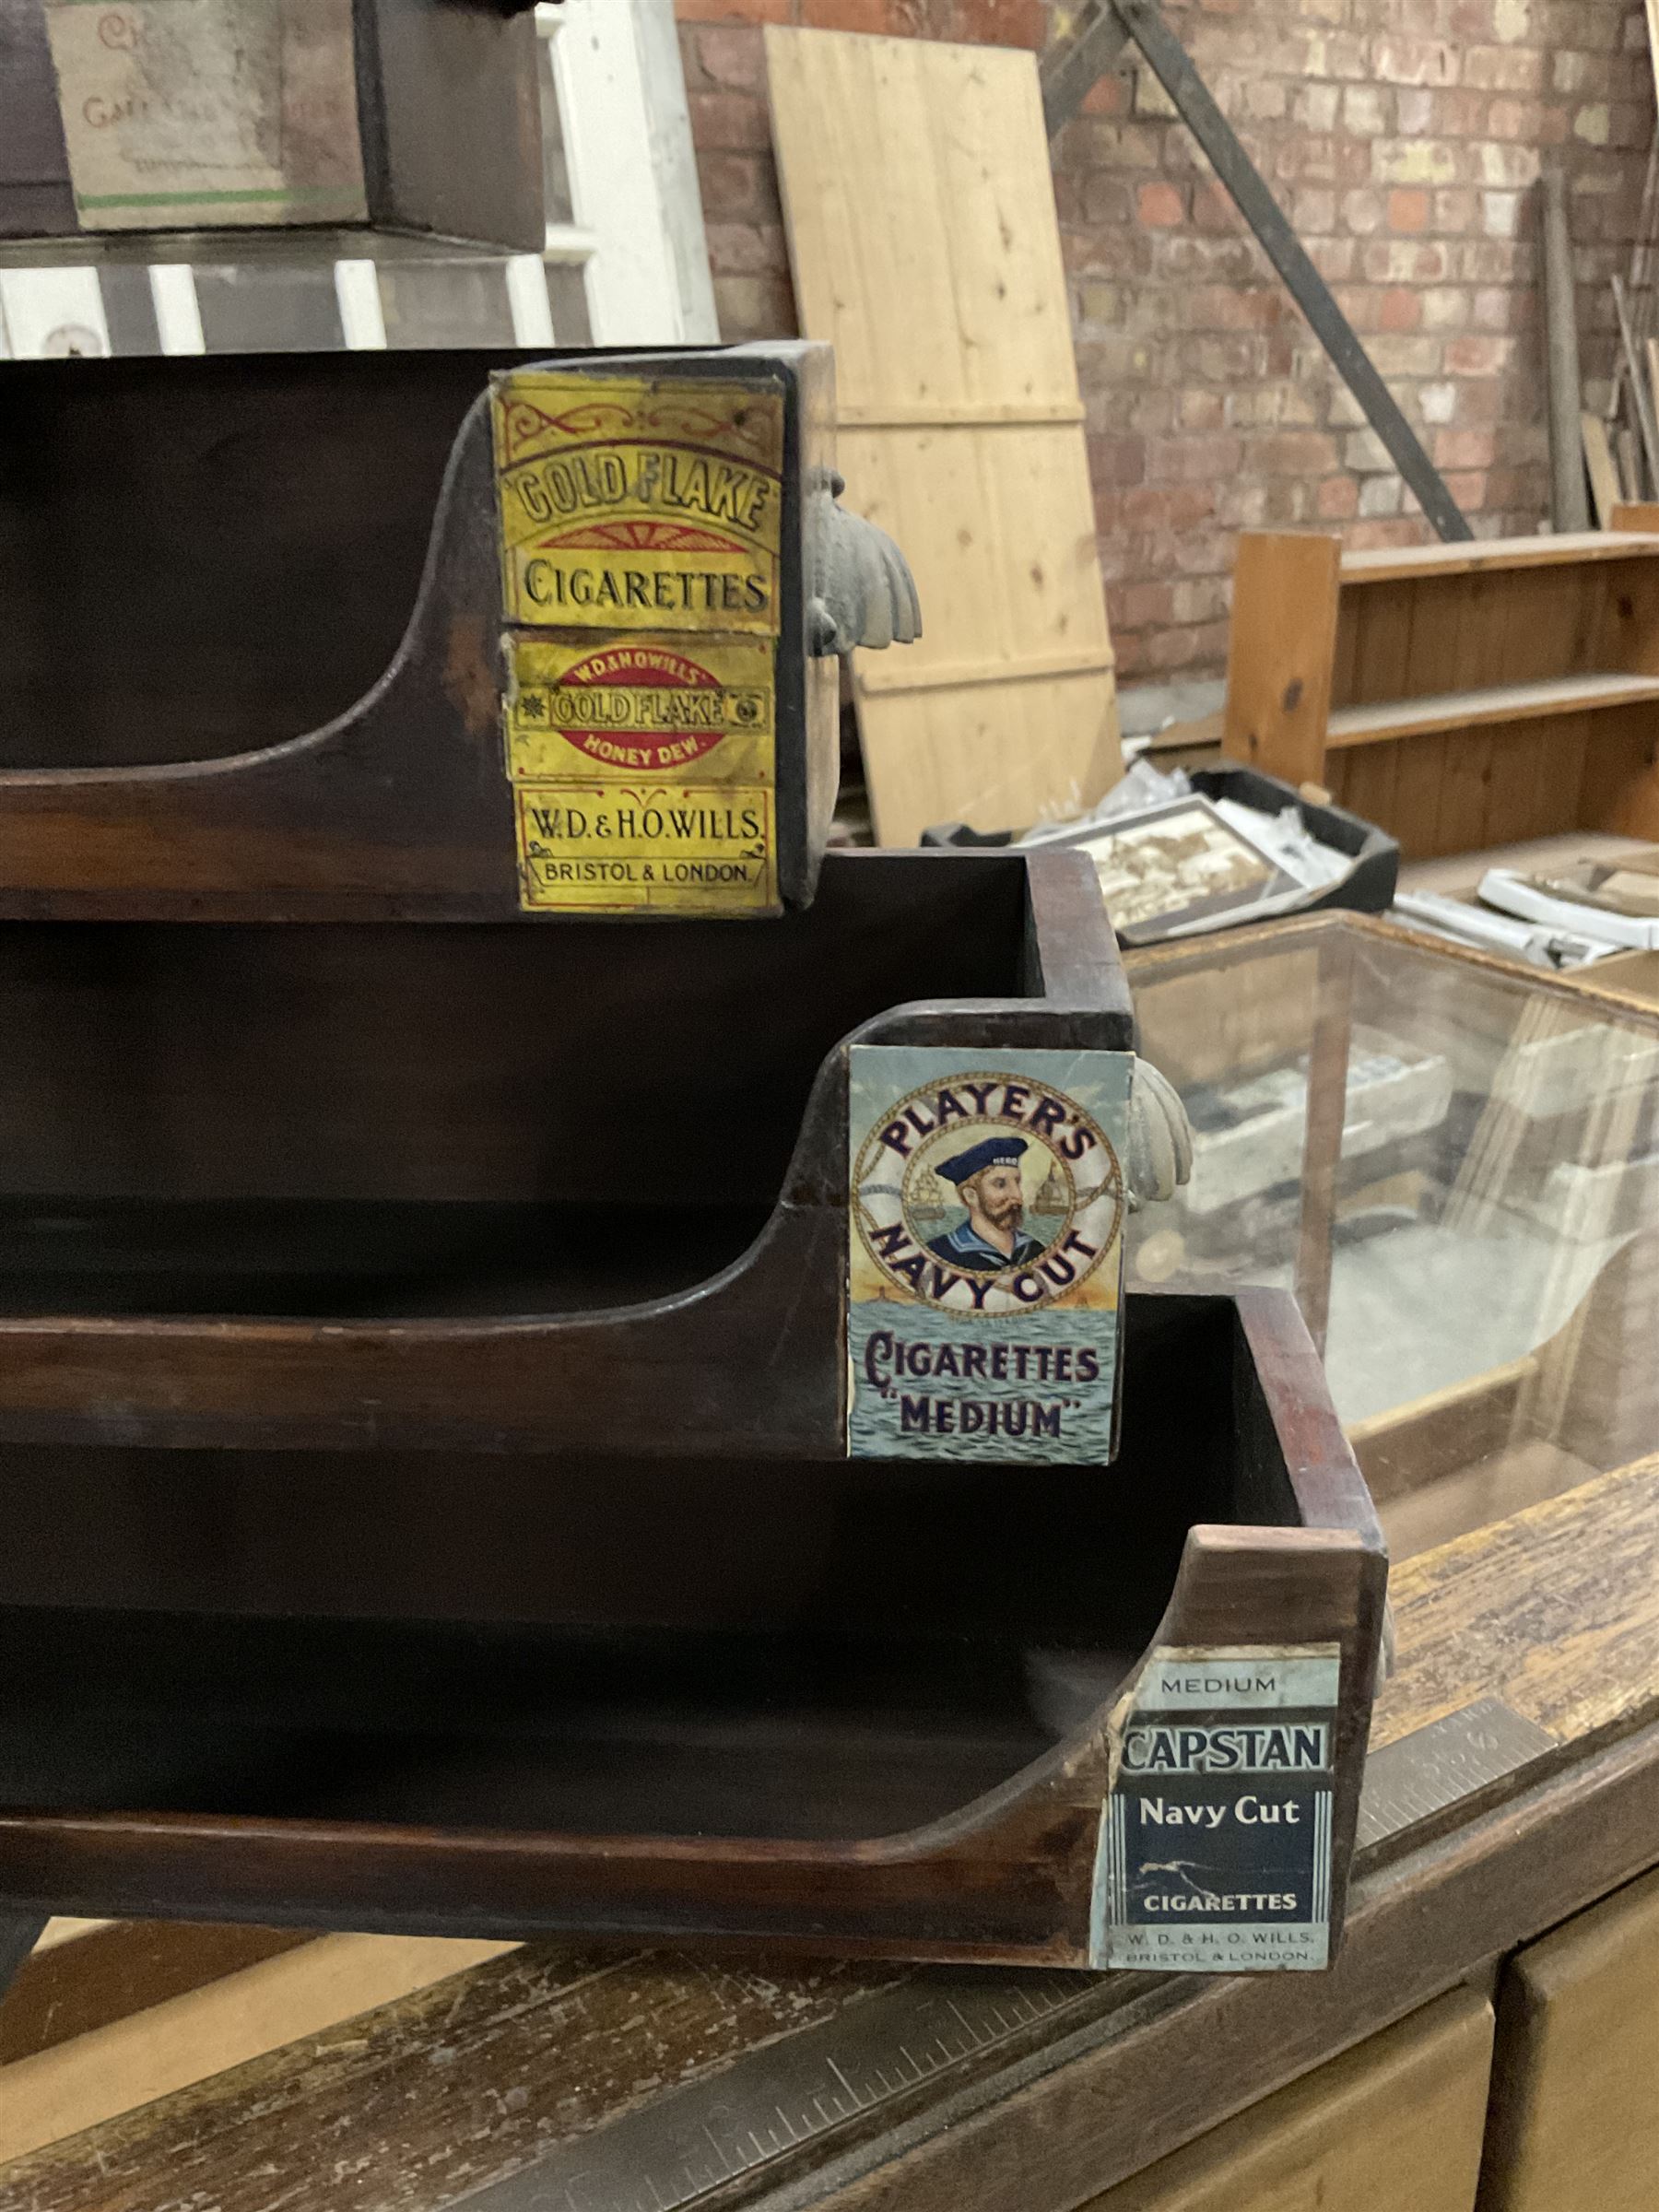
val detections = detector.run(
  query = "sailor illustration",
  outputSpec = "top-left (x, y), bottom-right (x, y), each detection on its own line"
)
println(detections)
top-left (924, 1136), bottom-right (1046, 1274)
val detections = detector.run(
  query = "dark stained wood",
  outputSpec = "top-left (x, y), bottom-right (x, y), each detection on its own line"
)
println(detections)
top-left (0, 1288), bottom-right (1382, 1969)
top-left (0, 847), bottom-right (1104, 1457)
top-left (0, 1922), bottom-right (311, 2067)
top-left (0, 0), bottom-right (541, 254)
top-left (8, 1455), bottom-right (1659, 2212)
top-left (0, 354), bottom-right (532, 769)
top-left (0, 346), bottom-right (837, 917)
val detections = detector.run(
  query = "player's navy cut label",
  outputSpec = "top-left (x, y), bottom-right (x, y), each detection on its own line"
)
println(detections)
top-left (1092, 1643), bottom-right (1341, 1973)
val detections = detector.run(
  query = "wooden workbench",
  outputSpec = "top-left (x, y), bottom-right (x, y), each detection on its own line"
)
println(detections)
top-left (6, 1447), bottom-right (1659, 2212)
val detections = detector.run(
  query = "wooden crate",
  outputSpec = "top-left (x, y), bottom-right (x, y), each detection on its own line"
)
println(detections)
top-left (0, 0), bottom-right (542, 258)
top-left (1222, 528), bottom-right (1659, 860)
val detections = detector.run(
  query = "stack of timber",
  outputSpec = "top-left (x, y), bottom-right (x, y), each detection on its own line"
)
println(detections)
top-left (1224, 524), bottom-right (1659, 859)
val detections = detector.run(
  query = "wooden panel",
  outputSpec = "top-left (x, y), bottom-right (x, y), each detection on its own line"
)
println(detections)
top-left (1338, 731), bottom-right (1402, 833)
top-left (769, 25), bottom-right (1120, 841)
top-left (1579, 703), bottom-right (1659, 838)
top-left (1330, 595), bottom-right (1362, 712)
top-left (1476, 720), bottom-right (1571, 849)
top-left (1438, 730), bottom-right (1498, 851)
top-left (1610, 501), bottom-right (1659, 531)
top-left (1326, 674), bottom-right (1659, 747)
top-left (1402, 571), bottom-right (1473, 697)
top-left (840, 426), bottom-right (1113, 696)
top-left (1595, 552), bottom-right (1659, 677)
top-left (1349, 581), bottom-right (1418, 706)
top-left (0, 1932), bottom-right (517, 2164)
top-left (19, 1429), bottom-right (1659, 2212)
top-left (1481, 1866), bottom-right (1659, 2212)
top-left (1391, 732), bottom-right (1451, 858)
top-left (1341, 532), bottom-right (1659, 582)
top-left (1222, 531), bottom-right (1342, 785)
top-left (1087, 1988), bottom-right (1492, 2211)
top-left (764, 29), bottom-right (1077, 419)
top-left (1492, 564), bottom-right (1589, 688)
top-left (858, 669), bottom-right (1120, 843)
top-left (1583, 414), bottom-right (1620, 528)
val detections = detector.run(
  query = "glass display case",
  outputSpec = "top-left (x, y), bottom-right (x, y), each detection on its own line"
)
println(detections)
top-left (1125, 915), bottom-right (1659, 1558)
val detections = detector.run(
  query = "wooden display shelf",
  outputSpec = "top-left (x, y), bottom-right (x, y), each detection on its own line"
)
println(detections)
top-left (0, 1283), bottom-right (1382, 1965)
top-left (1223, 524), bottom-right (1659, 858)
top-left (0, 347), bottom-right (839, 920)
top-left (1327, 672), bottom-right (1659, 748)
top-left (1338, 530), bottom-right (1659, 583)
top-left (0, 840), bottom-right (1384, 1965)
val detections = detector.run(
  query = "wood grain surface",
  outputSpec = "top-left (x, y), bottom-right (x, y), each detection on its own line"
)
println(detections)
top-left (767, 25), bottom-right (1121, 842)
top-left (7, 1453), bottom-right (1656, 2212)
top-left (1087, 1984), bottom-right (1492, 2211)
top-left (1479, 1864), bottom-right (1659, 2212)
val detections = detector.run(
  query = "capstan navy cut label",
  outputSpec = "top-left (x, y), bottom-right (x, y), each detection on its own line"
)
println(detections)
top-left (847, 1048), bottom-right (1131, 1464)
top-left (1092, 1645), bottom-right (1342, 1972)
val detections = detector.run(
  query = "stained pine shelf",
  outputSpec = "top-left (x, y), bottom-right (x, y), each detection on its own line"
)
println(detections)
top-left (1326, 672), bottom-right (1659, 750)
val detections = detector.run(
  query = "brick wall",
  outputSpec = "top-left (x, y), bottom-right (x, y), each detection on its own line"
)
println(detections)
top-left (677, 0), bottom-right (1654, 683)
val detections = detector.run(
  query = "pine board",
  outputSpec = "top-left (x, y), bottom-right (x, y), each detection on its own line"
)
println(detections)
top-left (767, 26), bottom-right (1121, 843)
top-left (1481, 1865), bottom-right (1659, 2212)
top-left (1085, 1987), bottom-right (1492, 2212)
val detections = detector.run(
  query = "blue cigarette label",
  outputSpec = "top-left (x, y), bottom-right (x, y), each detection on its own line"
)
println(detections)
top-left (1092, 1645), bottom-right (1342, 1972)
top-left (847, 1048), bottom-right (1131, 1464)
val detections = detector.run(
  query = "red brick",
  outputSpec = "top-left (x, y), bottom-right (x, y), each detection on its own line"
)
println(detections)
top-left (1388, 187), bottom-right (1432, 231)
top-left (697, 25), bottom-right (769, 88)
top-left (1373, 36), bottom-right (1460, 87)
top-left (1193, 181), bottom-right (1241, 230)
top-left (677, 0), bottom-right (789, 19)
top-left (693, 150), bottom-right (780, 223)
top-left (1180, 389), bottom-right (1227, 430)
top-left (1137, 181), bottom-right (1188, 228)
top-left (1316, 475), bottom-right (1361, 519)
top-left (948, 0), bottom-right (1047, 44)
top-left (704, 221), bottom-right (787, 275)
top-left (1088, 434), bottom-right (1148, 488)
top-left (1435, 428), bottom-right (1500, 469)
top-left (1146, 432), bottom-right (1245, 483)
top-left (1445, 333), bottom-right (1516, 374)
top-left (1254, 430), bottom-right (1343, 474)
top-left (712, 273), bottom-right (798, 341)
top-left (1119, 484), bottom-right (1218, 529)
top-left (798, 0), bottom-right (918, 29)
top-left (688, 90), bottom-right (771, 150)
top-left (1113, 581), bottom-right (1178, 629)
top-left (1380, 286), bottom-right (1423, 330)
top-left (1080, 74), bottom-right (1130, 116)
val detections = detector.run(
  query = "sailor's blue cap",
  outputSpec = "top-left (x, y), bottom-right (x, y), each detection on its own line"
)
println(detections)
top-left (936, 1136), bottom-right (1028, 1185)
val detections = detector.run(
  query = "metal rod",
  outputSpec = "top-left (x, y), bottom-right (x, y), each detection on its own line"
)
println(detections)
top-left (1613, 275), bottom-right (1659, 498)
top-left (1041, 1), bottom-right (1134, 138)
top-left (1115, 0), bottom-right (1473, 543)
top-left (1541, 167), bottom-right (1591, 533)
top-left (0, 1912), bottom-right (45, 2010)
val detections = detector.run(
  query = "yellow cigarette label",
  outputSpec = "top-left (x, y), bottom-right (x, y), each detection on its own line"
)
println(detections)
top-left (492, 372), bottom-right (785, 636)
top-left (503, 633), bottom-right (777, 914)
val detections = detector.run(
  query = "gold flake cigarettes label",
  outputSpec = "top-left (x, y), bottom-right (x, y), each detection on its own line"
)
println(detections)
top-left (504, 634), bottom-right (777, 914)
top-left (492, 372), bottom-right (784, 636)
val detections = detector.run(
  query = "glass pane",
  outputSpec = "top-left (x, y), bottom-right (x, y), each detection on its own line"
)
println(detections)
top-left (545, 260), bottom-right (592, 347)
top-left (379, 260), bottom-right (516, 348)
top-left (1125, 916), bottom-right (1659, 1558)
top-left (193, 265), bottom-right (344, 351)
top-left (97, 265), bottom-right (163, 357)
top-left (537, 32), bottom-right (576, 227)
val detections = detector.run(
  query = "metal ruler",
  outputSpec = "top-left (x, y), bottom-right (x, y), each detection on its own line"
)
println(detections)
top-left (456, 1698), bottom-right (1557, 2212)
